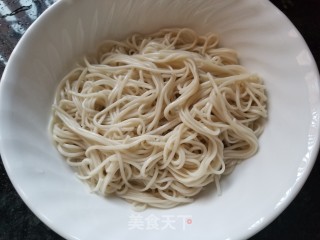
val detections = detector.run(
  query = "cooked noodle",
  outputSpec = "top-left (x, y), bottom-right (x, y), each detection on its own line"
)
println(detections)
top-left (50, 28), bottom-right (267, 210)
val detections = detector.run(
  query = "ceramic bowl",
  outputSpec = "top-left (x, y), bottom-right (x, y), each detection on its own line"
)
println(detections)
top-left (0, 0), bottom-right (319, 239)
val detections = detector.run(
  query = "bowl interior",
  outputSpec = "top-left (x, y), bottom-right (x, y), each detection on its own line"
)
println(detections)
top-left (0, 0), bottom-right (319, 239)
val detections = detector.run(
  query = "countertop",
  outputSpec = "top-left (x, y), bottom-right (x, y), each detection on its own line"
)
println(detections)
top-left (0, 0), bottom-right (319, 239)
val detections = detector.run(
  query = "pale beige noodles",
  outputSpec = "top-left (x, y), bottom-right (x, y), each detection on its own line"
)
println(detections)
top-left (50, 28), bottom-right (267, 210)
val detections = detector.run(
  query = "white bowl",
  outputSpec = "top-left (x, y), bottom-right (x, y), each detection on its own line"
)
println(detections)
top-left (0, 0), bottom-right (319, 239)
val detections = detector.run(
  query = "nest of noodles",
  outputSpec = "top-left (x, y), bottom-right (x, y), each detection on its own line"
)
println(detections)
top-left (51, 28), bottom-right (267, 210)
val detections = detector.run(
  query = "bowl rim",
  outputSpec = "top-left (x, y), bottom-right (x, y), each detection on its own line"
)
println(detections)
top-left (0, 0), bottom-right (320, 239)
